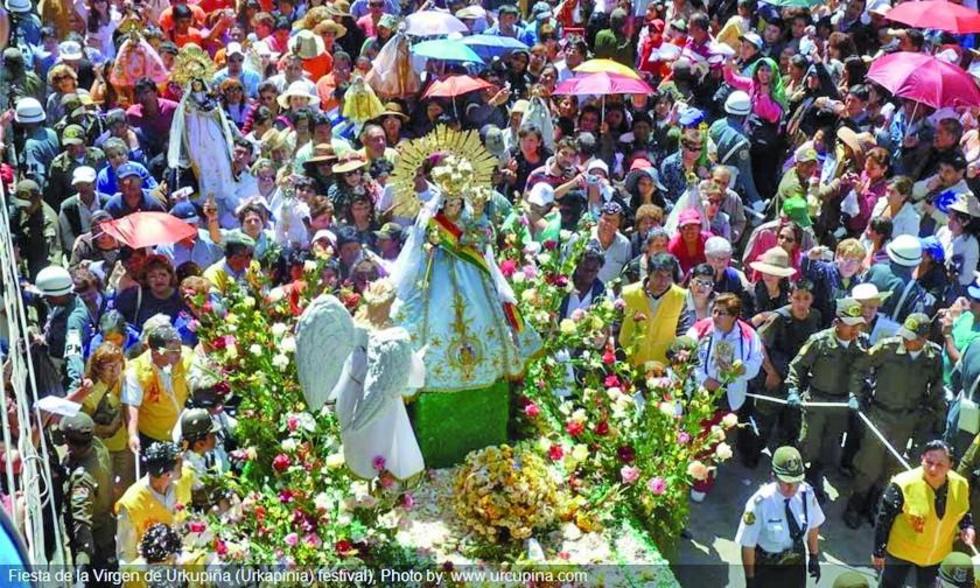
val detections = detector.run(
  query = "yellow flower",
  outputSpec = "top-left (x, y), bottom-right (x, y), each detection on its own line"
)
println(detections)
top-left (687, 460), bottom-right (710, 481)
top-left (571, 444), bottom-right (589, 462)
top-left (326, 452), bottom-right (345, 469)
top-left (559, 319), bottom-right (577, 335)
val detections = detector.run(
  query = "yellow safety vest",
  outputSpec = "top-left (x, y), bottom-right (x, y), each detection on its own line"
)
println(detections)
top-left (618, 282), bottom-right (687, 367)
top-left (131, 349), bottom-right (193, 442)
top-left (886, 467), bottom-right (970, 566)
top-left (115, 465), bottom-right (195, 543)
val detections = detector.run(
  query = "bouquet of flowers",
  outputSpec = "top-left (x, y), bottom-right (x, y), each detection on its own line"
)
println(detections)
top-left (453, 444), bottom-right (562, 544)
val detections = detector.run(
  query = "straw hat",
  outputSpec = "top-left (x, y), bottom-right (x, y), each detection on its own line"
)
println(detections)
top-left (306, 143), bottom-right (338, 165)
top-left (326, 0), bottom-right (351, 17)
top-left (278, 81), bottom-right (321, 108)
top-left (314, 19), bottom-right (348, 39)
top-left (851, 282), bottom-right (892, 304)
top-left (288, 30), bottom-right (326, 59)
top-left (750, 246), bottom-right (797, 278)
top-left (836, 127), bottom-right (876, 166)
top-left (376, 101), bottom-right (409, 122)
top-left (332, 155), bottom-right (367, 174)
top-left (950, 194), bottom-right (980, 218)
top-left (261, 128), bottom-right (289, 153)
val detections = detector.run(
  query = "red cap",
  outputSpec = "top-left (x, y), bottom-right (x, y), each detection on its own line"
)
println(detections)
top-left (678, 208), bottom-right (702, 226)
top-left (630, 158), bottom-right (653, 172)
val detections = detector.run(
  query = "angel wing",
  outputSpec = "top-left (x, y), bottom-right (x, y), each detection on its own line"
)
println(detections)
top-left (294, 294), bottom-right (356, 411)
top-left (345, 326), bottom-right (419, 433)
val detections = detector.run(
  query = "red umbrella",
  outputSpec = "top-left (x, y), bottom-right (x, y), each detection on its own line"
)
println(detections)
top-left (867, 51), bottom-right (980, 109)
top-left (552, 71), bottom-right (654, 96)
top-left (422, 75), bottom-right (494, 99)
top-left (101, 211), bottom-right (197, 248)
top-left (885, 0), bottom-right (980, 34)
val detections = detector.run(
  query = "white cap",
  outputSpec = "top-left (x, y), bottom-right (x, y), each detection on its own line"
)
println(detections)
top-left (58, 41), bottom-right (84, 61)
top-left (227, 42), bottom-right (245, 58)
top-left (586, 159), bottom-right (609, 177)
top-left (312, 229), bottom-right (336, 245)
top-left (526, 182), bottom-right (555, 207)
top-left (71, 166), bottom-right (97, 185)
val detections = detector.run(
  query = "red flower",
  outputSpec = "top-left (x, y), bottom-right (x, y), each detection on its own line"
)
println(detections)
top-left (524, 403), bottom-right (541, 418)
top-left (566, 421), bottom-right (585, 437)
top-left (500, 259), bottom-right (518, 277)
top-left (543, 239), bottom-right (558, 251)
top-left (594, 421), bottom-right (610, 436)
top-left (187, 520), bottom-right (207, 533)
top-left (214, 539), bottom-right (228, 557)
top-left (213, 381), bottom-right (231, 397)
top-left (548, 444), bottom-right (565, 461)
top-left (254, 505), bottom-right (266, 520)
top-left (553, 275), bottom-right (568, 288)
top-left (602, 350), bottom-right (616, 365)
top-left (212, 336), bottom-right (228, 350)
top-left (604, 374), bottom-right (621, 389)
top-left (335, 539), bottom-right (354, 557)
top-left (272, 454), bottom-right (291, 473)
top-left (617, 445), bottom-right (636, 463)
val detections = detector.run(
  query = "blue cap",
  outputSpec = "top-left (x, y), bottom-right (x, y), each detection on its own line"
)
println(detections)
top-left (116, 162), bottom-right (141, 180)
top-left (919, 236), bottom-right (945, 264)
top-left (170, 201), bottom-right (200, 224)
top-left (678, 107), bottom-right (705, 128)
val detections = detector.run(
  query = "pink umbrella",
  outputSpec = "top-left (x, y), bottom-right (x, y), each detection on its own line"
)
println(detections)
top-left (552, 71), bottom-right (654, 96)
top-left (867, 51), bottom-right (980, 109)
top-left (885, 0), bottom-right (980, 34)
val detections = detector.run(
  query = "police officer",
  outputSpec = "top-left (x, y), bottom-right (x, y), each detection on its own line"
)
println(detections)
top-left (785, 297), bottom-right (868, 503)
top-left (33, 265), bottom-right (92, 390)
top-left (936, 552), bottom-right (974, 587)
top-left (843, 313), bottom-right (944, 529)
top-left (46, 124), bottom-right (106, 210)
top-left (709, 90), bottom-right (764, 215)
top-left (736, 446), bottom-right (825, 587)
top-left (873, 440), bottom-right (975, 588)
top-left (61, 412), bottom-right (117, 584)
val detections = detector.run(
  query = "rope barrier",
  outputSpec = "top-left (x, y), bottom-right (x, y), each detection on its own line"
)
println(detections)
top-left (0, 177), bottom-right (67, 567)
top-left (746, 392), bottom-right (913, 472)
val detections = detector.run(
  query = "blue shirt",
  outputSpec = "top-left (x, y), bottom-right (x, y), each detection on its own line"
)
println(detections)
top-left (213, 68), bottom-right (262, 99)
top-left (97, 162), bottom-right (158, 196)
top-left (156, 229), bottom-right (223, 269)
top-left (483, 24), bottom-right (536, 47)
top-left (104, 190), bottom-right (166, 218)
top-left (349, 0), bottom-right (401, 17)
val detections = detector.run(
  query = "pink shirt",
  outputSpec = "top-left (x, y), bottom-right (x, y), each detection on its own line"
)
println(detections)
top-left (723, 68), bottom-right (783, 124)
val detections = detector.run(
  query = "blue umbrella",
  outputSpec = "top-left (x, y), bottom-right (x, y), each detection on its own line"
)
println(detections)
top-left (460, 34), bottom-right (529, 60)
top-left (411, 39), bottom-right (484, 64)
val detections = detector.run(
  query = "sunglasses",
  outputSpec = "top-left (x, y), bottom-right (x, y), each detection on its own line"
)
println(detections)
top-left (683, 143), bottom-right (703, 151)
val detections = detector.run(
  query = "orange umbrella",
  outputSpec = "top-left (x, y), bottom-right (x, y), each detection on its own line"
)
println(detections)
top-left (101, 211), bottom-right (197, 248)
top-left (423, 75), bottom-right (494, 99)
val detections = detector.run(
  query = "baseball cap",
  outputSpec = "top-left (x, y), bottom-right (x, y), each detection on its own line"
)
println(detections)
top-left (795, 145), bottom-right (819, 163)
top-left (836, 297), bottom-right (866, 325)
top-left (527, 182), bottom-right (555, 207)
top-left (739, 32), bottom-right (764, 49)
top-left (170, 201), bottom-right (200, 225)
top-left (71, 166), bottom-right (97, 185)
top-left (116, 162), bottom-right (142, 180)
top-left (678, 208), bottom-right (702, 227)
top-left (62, 124), bottom-right (86, 146)
top-left (898, 313), bottom-right (931, 341)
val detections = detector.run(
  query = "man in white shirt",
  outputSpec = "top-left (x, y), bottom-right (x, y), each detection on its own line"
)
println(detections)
top-left (589, 202), bottom-right (632, 285)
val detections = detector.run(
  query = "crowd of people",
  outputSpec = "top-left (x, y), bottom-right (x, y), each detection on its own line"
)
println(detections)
top-left (4, 0), bottom-right (980, 584)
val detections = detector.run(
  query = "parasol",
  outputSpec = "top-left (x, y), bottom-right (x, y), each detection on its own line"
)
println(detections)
top-left (101, 211), bottom-right (198, 248)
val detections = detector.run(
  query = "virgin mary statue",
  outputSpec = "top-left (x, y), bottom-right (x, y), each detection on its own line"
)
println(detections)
top-left (389, 127), bottom-right (541, 467)
top-left (167, 45), bottom-right (237, 202)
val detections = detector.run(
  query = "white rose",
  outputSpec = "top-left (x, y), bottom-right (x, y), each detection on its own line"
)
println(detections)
top-left (326, 453), bottom-right (346, 469)
top-left (272, 354), bottom-right (290, 370)
top-left (249, 344), bottom-right (263, 356)
top-left (267, 288), bottom-right (285, 303)
top-left (271, 323), bottom-right (289, 338)
top-left (281, 439), bottom-right (298, 452)
top-left (721, 413), bottom-right (739, 429)
top-left (715, 442), bottom-right (734, 461)
top-left (303, 260), bottom-right (319, 274)
top-left (241, 296), bottom-right (256, 309)
top-left (281, 336), bottom-right (297, 354)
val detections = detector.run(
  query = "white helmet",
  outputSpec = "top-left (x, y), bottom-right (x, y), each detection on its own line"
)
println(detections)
top-left (724, 91), bottom-right (752, 117)
top-left (35, 266), bottom-right (73, 296)
top-left (14, 97), bottom-right (44, 124)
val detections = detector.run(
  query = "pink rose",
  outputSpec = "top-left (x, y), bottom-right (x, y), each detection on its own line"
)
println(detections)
top-left (284, 532), bottom-right (299, 547)
top-left (372, 455), bottom-right (386, 472)
top-left (677, 431), bottom-right (692, 445)
top-left (522, 264), bottom-right (538, 280)
top-left (187, 520), bottom-right (207, 533)
top-left (620, 465), bottom-right (640, 484)
top-left (287, 415), bottom-right (299, 432)
top-left (500, 259), bottom-right (518, 278)
top-left (613, 298), bottom-right (626, 311)
top-left (303, 533), bottom-right (322, 548)
top-left (647, 476), bottom-right (667, 495)
top-left (401, 493), bottom-right (415, 510)
top-left (524, 403), bottom-right (541, 418)
top-left (548, 444), bottom-right (565, 461)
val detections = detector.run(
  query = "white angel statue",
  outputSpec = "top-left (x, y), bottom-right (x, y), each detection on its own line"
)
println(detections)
top-left (295, 279), bottom-right (425, 480)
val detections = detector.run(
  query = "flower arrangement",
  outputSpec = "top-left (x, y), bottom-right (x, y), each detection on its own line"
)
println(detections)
top-left (453, 444), bottom-right (561, 544)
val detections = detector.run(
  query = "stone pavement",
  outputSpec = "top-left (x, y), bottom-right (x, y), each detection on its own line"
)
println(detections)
top-left (675, 452), bottom-right (880, 587)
